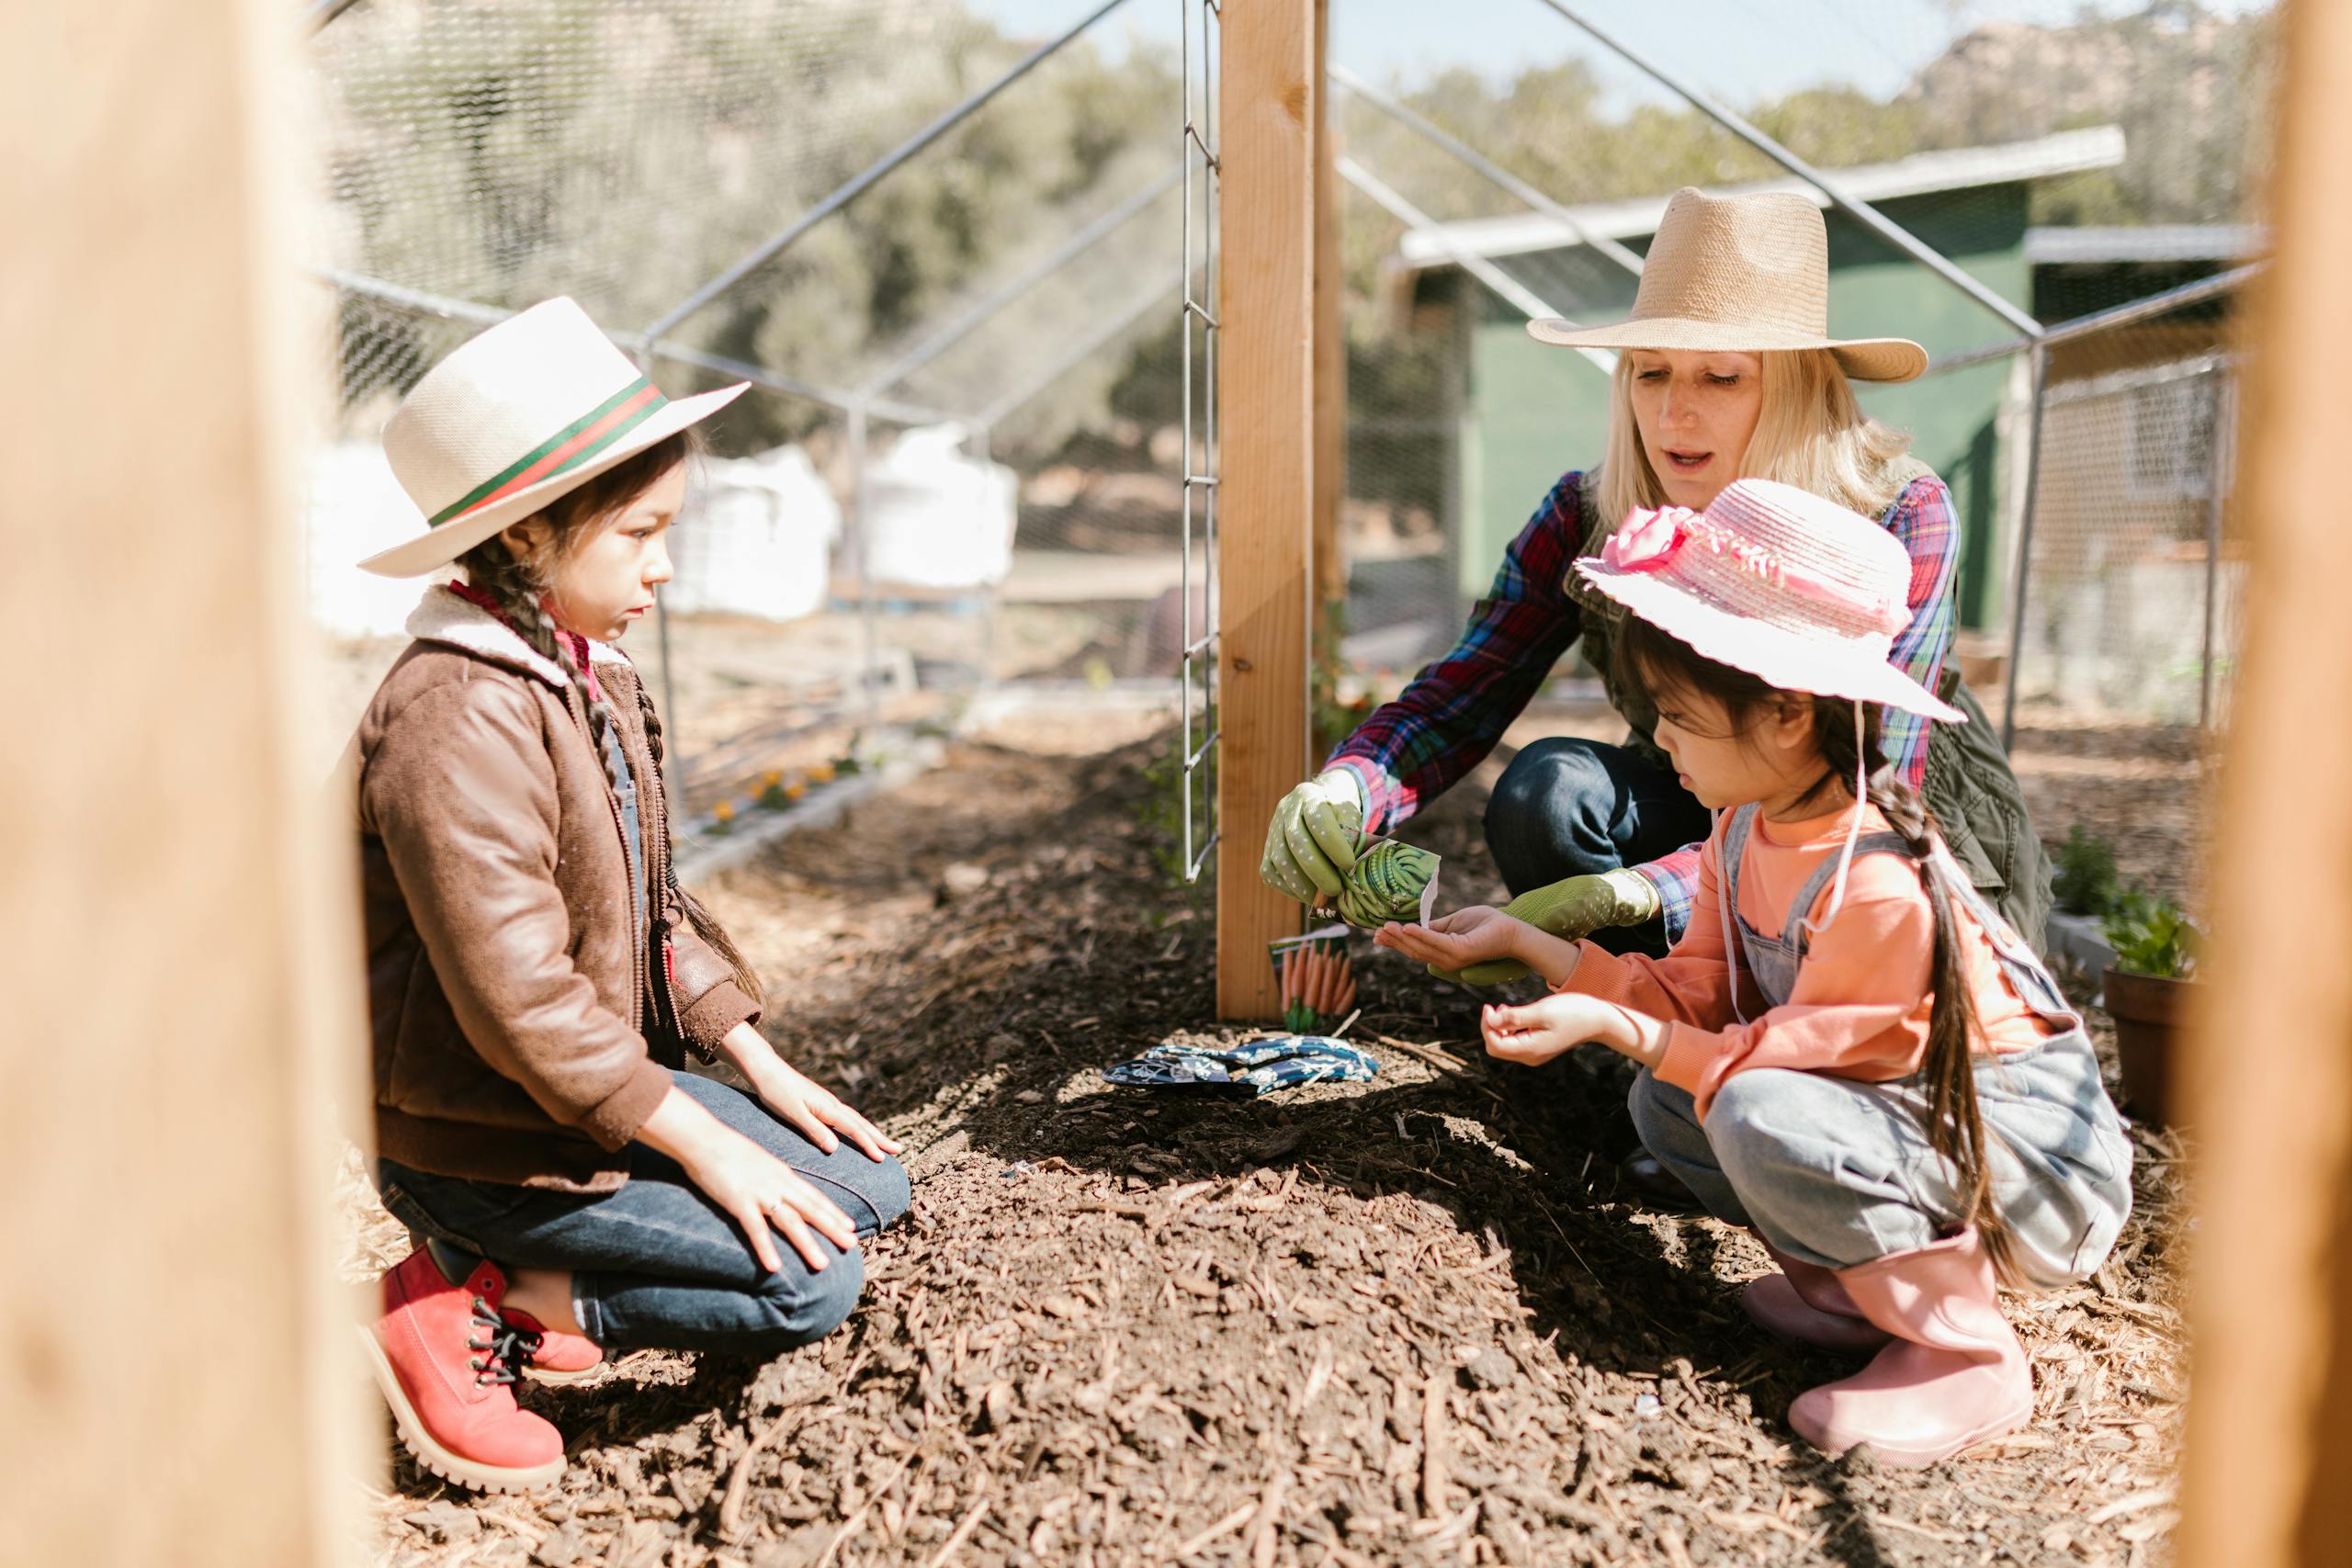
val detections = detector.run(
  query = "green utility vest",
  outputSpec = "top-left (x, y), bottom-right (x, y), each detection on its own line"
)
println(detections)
top-left (1561, 467), bottom-right (2054, 948)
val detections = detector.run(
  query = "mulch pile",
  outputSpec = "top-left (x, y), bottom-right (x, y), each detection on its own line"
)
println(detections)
top-left (348, 710), bottom-right (2195, 1568)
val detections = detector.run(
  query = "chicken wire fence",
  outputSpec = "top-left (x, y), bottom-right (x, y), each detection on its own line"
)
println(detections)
top-left (300, 0), bottom-right (2277, 826)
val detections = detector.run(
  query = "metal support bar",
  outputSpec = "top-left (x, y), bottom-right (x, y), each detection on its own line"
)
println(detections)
top-left (1924, 264), bottom-right (2267, 378)
top-left (846, 403), bottom-right (881, 730)
top-left (1999, 342), bottom-right (2049, 750)
top-left (860, 164), bottom-right (1184, 399)
top-left (974, 279), bottom-right (1177, 427)
top-left (2201, 373), bottom-right (2237, 731)
top-left (1339, 155), bottom-right (1615, 375)
top-left (1531, 0), bottom-right (2042, 340)
top-left (1328, 64), bottom-right (1646, 278)
top-left (318, 268), bottom-right (949, 423)
top-left (641, 0), bottom-right (1136, 345)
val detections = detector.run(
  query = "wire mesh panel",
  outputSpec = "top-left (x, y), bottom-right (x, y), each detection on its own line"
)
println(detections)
top-left (2008, 322), bottom-right (2242, 728)
top-left (1177, 0), bottom-right (1220, 883)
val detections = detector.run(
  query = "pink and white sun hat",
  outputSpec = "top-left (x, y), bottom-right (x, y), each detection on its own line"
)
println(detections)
top-left (1573, 478), bottom-right (1962, 724)
top-left (360, 298), bottom-right (747, 578)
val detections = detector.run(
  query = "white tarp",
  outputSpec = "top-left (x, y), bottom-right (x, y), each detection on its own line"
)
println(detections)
top-left (666, 446), bottom-right (840, 621)
top-left (860, 424), bottom-right (1018, 590)
top-left (302, 440), bottom-right (842, 637)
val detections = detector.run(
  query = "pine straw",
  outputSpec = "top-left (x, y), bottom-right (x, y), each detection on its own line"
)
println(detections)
top-left (345, 711), bottom-right (2195, 1568)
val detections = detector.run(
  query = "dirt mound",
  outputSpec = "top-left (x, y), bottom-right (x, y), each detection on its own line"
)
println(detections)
top-left (354, 718), bottom-right (2190, 1567)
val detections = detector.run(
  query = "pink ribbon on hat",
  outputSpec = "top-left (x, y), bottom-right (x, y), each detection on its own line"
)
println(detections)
top-left (1600, 503), bottom-right (1909, 635)
top-left (1601, 506), bottom-right (1695, 573)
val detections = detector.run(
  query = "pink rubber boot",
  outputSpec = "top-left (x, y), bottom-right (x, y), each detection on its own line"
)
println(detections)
top-left (1742, 1241), bottom-right (1892, 1355)
top-left (1787, 1228), bottom-right (2032, 1468)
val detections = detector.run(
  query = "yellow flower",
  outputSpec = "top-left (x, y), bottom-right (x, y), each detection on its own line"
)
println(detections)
top-left (761, 769), bottom-right (784, 789)
top-left (713, 799), bottom-right (736, 823)
top-left (785, 780), bottom-right (808, 802)
top-left (808, 762), bottom-right (836, 784)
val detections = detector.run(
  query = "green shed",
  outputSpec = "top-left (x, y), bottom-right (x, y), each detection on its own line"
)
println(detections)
top-left (1383, 127), bottom-right (2126, 639)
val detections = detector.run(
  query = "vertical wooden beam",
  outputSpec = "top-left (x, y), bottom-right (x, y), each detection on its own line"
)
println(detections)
top-left (1311, 0), bottom-right (1348, 615)
top-left (2176, 2), bottom-right (2352, 1562)
top-left (0, 2), bottom-right (371, 1564)
top-left (1216, 0), bottom-right (1319, 1019)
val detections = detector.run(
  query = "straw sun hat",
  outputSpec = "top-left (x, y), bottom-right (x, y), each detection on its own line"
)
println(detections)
top-left (1575, 478), bottom-right (1962, 724)
top-left (1528, 187), bottom-right (1928, 383)
top-left (360, 297), bottom-right (748, 578)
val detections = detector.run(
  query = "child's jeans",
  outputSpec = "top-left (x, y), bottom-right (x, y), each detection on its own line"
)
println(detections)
top-left (1627, 1031), bottom-right (2132, 1289)
top-left (376, 1072), bottom-right (911, 1354)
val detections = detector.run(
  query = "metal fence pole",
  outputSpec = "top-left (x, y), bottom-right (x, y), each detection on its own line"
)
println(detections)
top-left (2202, 373), bottom-right (2238, 731)
top-left (2000, 341), bottom-right (2050, 750)
top-left (846, 401), bottom-right (880, 732)
top-left (1531, 0), bottom-right (2041, 340)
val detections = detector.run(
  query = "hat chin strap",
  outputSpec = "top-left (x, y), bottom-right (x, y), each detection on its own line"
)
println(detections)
top-left (1800, 699), bottom-right (1869, 943)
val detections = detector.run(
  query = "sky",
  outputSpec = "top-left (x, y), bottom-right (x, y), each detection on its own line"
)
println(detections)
top-left (964, 0), bottom-right (2272, 112)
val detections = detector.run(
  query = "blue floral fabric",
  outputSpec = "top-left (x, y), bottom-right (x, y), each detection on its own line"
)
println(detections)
top-left (1100, 1036), bottom-right (1379, 1097)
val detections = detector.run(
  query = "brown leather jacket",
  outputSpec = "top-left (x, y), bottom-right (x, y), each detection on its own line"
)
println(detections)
top-left (356, 587), bottom-right (759, 1191)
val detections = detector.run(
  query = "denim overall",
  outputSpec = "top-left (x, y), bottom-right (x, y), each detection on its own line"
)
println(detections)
top-left (1628, 803), bottom-right (2133, 1286)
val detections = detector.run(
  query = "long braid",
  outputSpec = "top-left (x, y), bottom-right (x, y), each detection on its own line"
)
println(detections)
top-left (1817, 724), bottom-right (2020, 1288)
top-left (632, 679), bottom-right (765, 1013)
top-left (460, 536), bottom-right (621, 774)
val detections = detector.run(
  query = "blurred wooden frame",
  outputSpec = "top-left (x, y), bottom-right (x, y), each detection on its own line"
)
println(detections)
top-left (2176, 1), bottom-right (2352, 1562)
top-left (0, 0), bottom-right (372, 1562)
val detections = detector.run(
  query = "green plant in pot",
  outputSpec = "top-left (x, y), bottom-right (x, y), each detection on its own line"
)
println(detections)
top-left (2100, 889), bottom-right (2202, 1126)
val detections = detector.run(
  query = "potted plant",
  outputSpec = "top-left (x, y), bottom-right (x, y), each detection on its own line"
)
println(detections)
top-left (2099, 890), bottom-right (2201, 1126)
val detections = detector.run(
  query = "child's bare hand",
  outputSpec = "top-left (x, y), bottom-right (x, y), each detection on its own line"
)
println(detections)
top-left (1479, 993), bottom-right (1620, 1067)
top-left (744, 1055), bottom-right (903, 1162)
top-left (1374, 905), bottom-right (1526, 969)
top-left (685, 1127), bottom-right (857, 1274)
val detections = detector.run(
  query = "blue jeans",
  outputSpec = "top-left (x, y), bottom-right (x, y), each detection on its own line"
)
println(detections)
top-left (377, 1073), bottom-right (911, 1355)
top-left (1483, 737), bottom-right (1713, 952)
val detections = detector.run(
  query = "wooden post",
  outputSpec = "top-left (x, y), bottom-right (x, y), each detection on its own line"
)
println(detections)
top-left (1311, 0), bottom-right (1348, 616)
top-left (0, 1), bottom-right (372, 1563)
top-left (2176, 2), bottom-right (2352, 1562)
top-left (1216, 0), bottom-right (1320, 1018)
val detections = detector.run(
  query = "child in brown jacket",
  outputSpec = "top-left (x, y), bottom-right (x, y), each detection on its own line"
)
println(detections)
top-left (351, 299), bottom-right (907, 1494)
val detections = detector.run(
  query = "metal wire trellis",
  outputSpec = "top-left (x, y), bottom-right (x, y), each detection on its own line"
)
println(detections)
top-left (1178, 0), bottom-right (1221, 884)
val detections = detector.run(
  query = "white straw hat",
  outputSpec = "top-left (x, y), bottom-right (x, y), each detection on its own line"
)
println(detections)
top-left (1573, 478), bottom-right (1962, 723)
top-left (360, 298), bottom-right (747, 577)
top-left (1527, 188), bottom-right (1928, 383)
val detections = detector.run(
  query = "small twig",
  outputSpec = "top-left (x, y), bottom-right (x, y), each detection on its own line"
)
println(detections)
top-left (1329, 1006), bottom-right (1363, 1038)
top-left (1421, 1371), bottom-right (1455, 1517)
top-left (813, 1448), bottom-right (921, 1568)
top-left (2088, 1488), bottom-right (2177, 1526)
top-left (1248, 1469), bottom-right (1292, 1568)
top-left (925, 1487), bottom-right (994, 1568)
top-left (1175, 1502), bottom-right (1259, 1558)
top-left (721, 1352), bottom-right (868, 1542)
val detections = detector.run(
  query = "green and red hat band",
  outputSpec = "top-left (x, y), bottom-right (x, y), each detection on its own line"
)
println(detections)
top-left (426, 378), bottom-right (669, 528)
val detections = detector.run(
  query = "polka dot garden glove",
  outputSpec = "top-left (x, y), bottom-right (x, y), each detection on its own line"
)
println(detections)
top-left (1260, 771), bottom-right (1366, 904)
top-left (1427, 868), bottom-right (1660, 986)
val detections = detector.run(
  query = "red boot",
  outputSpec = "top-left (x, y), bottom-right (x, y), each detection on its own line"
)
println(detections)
top-left (1742, 1240), bottom-right (1892, 1355)
top-left (1787, 1229), bottom-right (2033, 1467)
top-left (362, 1248), bottom-right (566, 1493)
top-left (503, 1308), bottom-right (605, 1385)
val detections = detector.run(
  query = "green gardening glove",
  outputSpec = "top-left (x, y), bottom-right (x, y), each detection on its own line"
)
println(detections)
top-left (1428, 868), bottom-right (1660, 986)
top-left (1261, 771), bottom-right (1366, 903)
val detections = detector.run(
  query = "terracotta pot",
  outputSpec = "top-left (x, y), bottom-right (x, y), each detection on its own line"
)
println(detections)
top-left (2101, 967), bottom-right (2195, 1126)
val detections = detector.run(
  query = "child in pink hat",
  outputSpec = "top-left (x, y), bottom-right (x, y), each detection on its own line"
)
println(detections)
top-left (1379, 478), bottom-right (2131, 1467)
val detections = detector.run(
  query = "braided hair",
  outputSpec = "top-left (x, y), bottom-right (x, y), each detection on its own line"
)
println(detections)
top-left (455, 428), bottom-right (766, 1015)
top-left (1614, 615), bottom-right (2019, 1285)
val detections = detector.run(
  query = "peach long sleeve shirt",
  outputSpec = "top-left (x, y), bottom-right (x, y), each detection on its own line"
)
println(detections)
top-left (1561, 801), bottom-right (2054, 1122)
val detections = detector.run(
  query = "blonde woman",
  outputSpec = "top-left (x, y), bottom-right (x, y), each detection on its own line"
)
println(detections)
top-left (1262, 190), bottom-right (2050, 1138)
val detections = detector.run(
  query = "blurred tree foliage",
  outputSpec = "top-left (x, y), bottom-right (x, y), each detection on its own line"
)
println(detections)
top-left (314, 0), bottom-right (2275, 467)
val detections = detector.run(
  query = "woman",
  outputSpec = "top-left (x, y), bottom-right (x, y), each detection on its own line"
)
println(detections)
top-left (1263, 188), bottom-right (2050, 1124)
